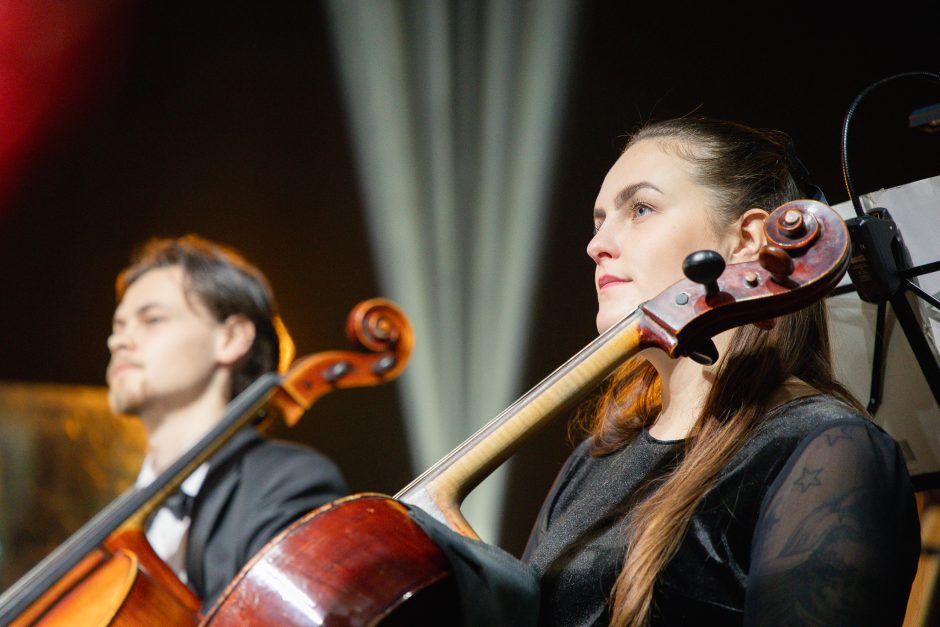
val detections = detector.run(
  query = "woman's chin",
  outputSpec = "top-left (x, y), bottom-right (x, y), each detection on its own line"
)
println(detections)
top-left (595, 312), bottom-right (620, 335)
top-left (596, 303), bottom-right (638, 335)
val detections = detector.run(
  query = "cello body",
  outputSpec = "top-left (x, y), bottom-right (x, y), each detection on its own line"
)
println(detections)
top-left (12, 526), bottom-right (200, 627)
top-left (19, 550), bottom-right (197, 627)
top-left (205, 496), bottom-right (454, 626)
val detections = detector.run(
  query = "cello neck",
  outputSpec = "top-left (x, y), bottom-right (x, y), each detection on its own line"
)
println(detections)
top-left (396, 200), bottom-right (853, 538)
top-left (0, 373), bottom-right (282, 625)
top-left (396, 309), bottom-right (652, 538)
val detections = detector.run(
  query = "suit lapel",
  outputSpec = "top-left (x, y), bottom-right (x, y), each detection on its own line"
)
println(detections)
top-left (186, 429), bottom-right (262, 597)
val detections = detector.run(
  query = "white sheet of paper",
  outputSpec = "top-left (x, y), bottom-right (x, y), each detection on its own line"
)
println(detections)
top-left (828, 175), bottom-right (940, 483)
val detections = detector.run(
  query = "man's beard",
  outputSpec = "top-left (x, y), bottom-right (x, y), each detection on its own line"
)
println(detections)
top-left (108, 381), bottom-right (145, 417)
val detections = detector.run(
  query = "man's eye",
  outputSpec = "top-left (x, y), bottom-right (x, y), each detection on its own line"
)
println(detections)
top-left (144, 317), bottom-right (165, 325)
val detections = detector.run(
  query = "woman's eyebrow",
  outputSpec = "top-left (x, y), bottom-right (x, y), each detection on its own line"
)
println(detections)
top-left (613, 182), bottom-right (662, 209)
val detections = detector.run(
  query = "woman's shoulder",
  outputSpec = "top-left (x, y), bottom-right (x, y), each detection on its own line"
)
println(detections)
top-left (736, 394), bottom-right (910, 506)
top-left (749, 393), bottom-right (872, 449)
top-left (760, 395), bottom-right (909, 493)
top-left (722, 394), bottom-right (883, 488)
top-left (746, 402), bottom-right (920, 627)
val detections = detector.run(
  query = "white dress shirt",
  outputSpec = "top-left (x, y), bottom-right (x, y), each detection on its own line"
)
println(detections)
top-left (135, 458), bottom-right (210, 583)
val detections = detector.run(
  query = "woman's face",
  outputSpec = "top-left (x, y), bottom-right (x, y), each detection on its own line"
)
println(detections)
top-left (588, 139), bottom-right (739, 334)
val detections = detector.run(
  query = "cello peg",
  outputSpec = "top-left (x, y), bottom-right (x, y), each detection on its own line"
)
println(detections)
top-left (323, 360), bottom-right (353, 382)
top-left (682, 250), bottom-right (725, 296)
top-left (686, 338), bottom-right (720, 365)
top-left (758, 245), bottom-right (794, 284)
top-left (371, 355), bottom-right (397, 376)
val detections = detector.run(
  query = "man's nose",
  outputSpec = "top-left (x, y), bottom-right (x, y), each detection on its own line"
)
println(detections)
top-left (107, 328), bottom-right (132, 353)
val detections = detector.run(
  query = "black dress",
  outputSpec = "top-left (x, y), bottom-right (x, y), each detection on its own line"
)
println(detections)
top-left (522, 395), bottom-right (921, 626)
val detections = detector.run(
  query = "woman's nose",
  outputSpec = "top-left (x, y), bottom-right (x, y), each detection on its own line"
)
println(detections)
top-left (587, 223), bottom-right (616, 264)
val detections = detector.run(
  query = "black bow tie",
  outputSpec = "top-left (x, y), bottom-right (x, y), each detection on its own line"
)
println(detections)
top-left (163, 489), bottom-right (195, 520)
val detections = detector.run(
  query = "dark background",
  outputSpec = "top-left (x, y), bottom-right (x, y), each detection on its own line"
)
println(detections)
top-left (1, 2), bottom-right (938, 554)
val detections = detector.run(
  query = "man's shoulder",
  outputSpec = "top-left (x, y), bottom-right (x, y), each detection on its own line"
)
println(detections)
top-left (203, 429), bottom-right (347, 498)
top-left (243, 436), bottom-right (338, 468)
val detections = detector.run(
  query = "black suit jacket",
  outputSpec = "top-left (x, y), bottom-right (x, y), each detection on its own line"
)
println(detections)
top-left (184, 429), bottom-right (347, 611)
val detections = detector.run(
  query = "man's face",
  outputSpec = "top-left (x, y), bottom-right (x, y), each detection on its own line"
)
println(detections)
top-left (107, 266), bottom-right (224, 418)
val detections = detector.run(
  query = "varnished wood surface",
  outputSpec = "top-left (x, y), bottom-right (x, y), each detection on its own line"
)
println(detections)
top-left (24, 550), bottom-right (197, 627)
top-left (205, 495), bottom-right (451, 626)
top-left (397, 312), bottom-right (645, 538)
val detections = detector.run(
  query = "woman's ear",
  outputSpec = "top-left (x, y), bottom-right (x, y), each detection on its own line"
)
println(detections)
top-left (215, 314), bottom-right (256, 366)
top-left (728, 208), bottom-right (769, 263)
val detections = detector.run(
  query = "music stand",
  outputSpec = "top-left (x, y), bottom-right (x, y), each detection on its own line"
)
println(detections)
top-left (828, 176), bottom-right (940, 489)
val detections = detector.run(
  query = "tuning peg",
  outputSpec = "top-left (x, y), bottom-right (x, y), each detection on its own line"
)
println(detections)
top-left (758, 245), bottom-right (795, 284)
top-left (753, 319), bottom-right (776, 331)
top-left (686, 339), bottom-right (720, 365)
top-left (683, 250), bottom-right (725, 296)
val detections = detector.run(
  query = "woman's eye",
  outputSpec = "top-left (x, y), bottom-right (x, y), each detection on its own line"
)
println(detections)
top-left (633, 203), bottom-right (652, 218)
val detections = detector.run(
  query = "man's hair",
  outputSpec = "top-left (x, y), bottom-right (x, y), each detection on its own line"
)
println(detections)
top-left (116, 234), bottom-right (283, 399)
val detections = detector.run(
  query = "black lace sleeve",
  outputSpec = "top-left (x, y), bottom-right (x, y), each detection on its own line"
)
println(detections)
top-left (744, 419), bottom-right (920, 627)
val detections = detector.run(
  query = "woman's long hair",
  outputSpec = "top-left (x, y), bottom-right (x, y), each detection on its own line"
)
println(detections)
top-left (586, 119), bottom-right (864, 626)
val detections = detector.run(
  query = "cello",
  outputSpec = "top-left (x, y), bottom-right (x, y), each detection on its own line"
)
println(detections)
top-left (204, 199), bottom-right (851, 625)
top-left (0, 299), bottom-right (413, 626)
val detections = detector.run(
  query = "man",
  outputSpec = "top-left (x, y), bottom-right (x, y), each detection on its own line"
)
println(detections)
top-left (106, 235), bottom-right (347, 611)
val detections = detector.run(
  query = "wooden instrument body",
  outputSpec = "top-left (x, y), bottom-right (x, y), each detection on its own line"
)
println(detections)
top-left (17, 548), bottom-right (197, 627)
top-left (204, 495), bottom-right (454, 627)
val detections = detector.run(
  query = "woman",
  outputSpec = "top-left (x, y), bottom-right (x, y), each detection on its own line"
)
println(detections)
top-left (517, 118), bottom-right (920, 626)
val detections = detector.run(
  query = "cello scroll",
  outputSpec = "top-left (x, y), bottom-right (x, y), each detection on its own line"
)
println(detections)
top-left (274, 299), bottom-right (414, 427)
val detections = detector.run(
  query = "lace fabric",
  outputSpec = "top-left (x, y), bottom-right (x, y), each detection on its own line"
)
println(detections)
top-left (745, 421), bottom-right (920, 626)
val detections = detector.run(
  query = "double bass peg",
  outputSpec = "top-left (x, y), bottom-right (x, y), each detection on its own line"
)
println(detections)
top-left (683, 250), bottom-right (725, 296)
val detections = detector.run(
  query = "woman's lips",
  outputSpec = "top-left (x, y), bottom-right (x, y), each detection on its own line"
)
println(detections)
top-left (597, 274), bottom-right (631, 289)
